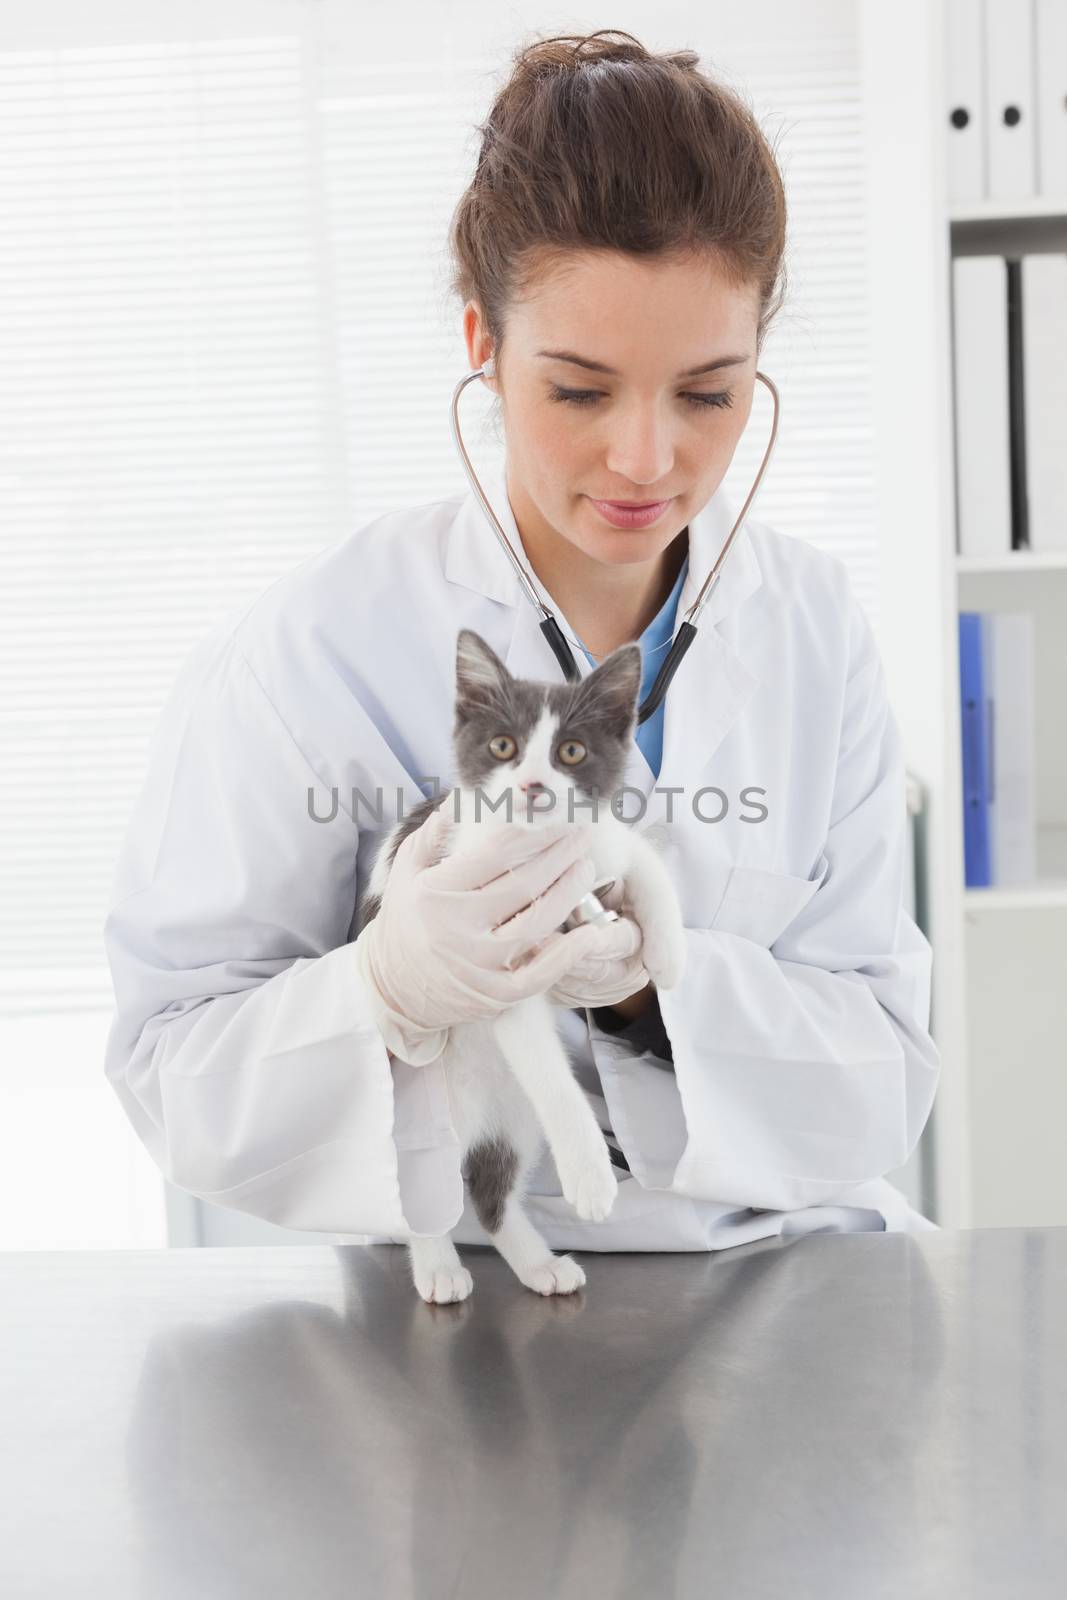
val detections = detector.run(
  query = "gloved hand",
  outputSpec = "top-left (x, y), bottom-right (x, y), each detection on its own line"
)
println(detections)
top-left (353, 807), bottom-right (614, 1064)
top-left (543, 877), bottom-right (652, 1010)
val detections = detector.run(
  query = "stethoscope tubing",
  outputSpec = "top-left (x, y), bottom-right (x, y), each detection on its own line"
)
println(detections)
top-left (449, 363), bottom-right (780, 725)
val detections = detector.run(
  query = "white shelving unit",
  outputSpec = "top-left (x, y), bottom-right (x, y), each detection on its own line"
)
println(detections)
top-left (861, 0), bottom-right (1067, 1230)
top-left (954, 530), bottom-right (1067, 1228)
top-left (950, 196), bottom-right (1067, 223)
top-left (956, 551), bottom-right (1067, 573)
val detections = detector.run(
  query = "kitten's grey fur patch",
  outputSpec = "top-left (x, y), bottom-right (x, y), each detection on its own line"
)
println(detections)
top-left (462, 1136), bottom-right (520, 1235)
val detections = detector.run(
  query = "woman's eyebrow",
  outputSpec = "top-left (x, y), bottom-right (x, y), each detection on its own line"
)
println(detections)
top-left (535, 348), bottom-right (750, 377)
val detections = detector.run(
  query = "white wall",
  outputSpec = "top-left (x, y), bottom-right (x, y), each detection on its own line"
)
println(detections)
top-left (0, 1012), bottom-right (165, 1249)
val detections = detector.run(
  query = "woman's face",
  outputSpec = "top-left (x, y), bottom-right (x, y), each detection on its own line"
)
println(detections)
top-left (464, 249), bottom-right (762, 569)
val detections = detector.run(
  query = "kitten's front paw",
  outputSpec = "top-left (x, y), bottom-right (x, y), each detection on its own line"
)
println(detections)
top-left (558, 1147), bottom-right (618, 1222)
top-left (413, 1264), bottom-right (474, 1304)
top-left (521, 1254), bottom-right (586, 1295)
top-left (640, 919), bottom-right (687, 990)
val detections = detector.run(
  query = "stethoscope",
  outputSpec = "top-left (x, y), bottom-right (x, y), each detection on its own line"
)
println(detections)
top-left (449, 357), bottom-right (781, 726)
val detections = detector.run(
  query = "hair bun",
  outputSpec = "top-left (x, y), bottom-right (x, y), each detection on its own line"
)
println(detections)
top-left (514, 31), bottom-right (700, 76)
top-left (447, 27), bottom-right (786, 359)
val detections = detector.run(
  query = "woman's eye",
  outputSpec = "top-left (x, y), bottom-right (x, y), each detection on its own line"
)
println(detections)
top-left (550, 386), bottom-right (602, 409)
top-left (557, 739), bottom-right (587, 765)
top-left (488, 734), bottom-right (516, 760)
top-left (683, 390), bottom-right (734, 410)
top-left (549, 385), bottom-right (733, 411)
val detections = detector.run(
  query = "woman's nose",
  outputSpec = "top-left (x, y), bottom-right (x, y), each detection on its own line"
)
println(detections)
top-left (603, 406), bottom-right (675, 483)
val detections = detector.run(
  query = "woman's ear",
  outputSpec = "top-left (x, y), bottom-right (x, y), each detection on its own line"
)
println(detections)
top-left (462, 300), bottom-right (495, 382)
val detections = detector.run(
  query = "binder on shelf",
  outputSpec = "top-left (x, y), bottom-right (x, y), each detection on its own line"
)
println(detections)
top-left (1036, 0), bottom-right (1067, 199)
top-left (1022, 253), bottom-right (1067, 552)
top-left (952, 256), bottom-right (1012, 557)
top-left (959, 613), bottom-right (992, 887)
top-left (946, 0), bottom-right (986, 202)
top-left (980, 612), bottom-right (1037, 887)
top-left (984, 0), bottom-right (1036, 202)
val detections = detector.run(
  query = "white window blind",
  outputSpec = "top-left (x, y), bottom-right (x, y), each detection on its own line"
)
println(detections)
top-left (0, 0), bottom-right (875, 1022)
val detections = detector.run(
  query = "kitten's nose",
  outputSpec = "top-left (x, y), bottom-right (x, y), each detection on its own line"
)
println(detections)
top-left (519, 779), bottom-right (547, 794)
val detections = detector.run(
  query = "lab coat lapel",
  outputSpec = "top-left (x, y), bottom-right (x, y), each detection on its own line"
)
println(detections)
top-left (443, 465), bottom-right (764, 834)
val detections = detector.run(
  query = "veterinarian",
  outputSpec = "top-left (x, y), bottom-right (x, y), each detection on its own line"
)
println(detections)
top-left (102, 31), bottom-right (940, 1254)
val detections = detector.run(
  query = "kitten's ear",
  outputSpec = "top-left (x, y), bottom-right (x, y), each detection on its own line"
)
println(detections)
top-left (455, 628), bottom-right (511, 709)
top-left (575, 642), bottom-right (643, 736)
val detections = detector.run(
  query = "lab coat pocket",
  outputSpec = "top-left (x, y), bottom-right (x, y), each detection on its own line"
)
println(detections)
top-left (709, 863), bottom-right (825, 949)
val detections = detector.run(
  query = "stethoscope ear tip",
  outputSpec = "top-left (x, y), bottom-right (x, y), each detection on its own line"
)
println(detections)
top-left (481, 356), bottom-right (496, 379)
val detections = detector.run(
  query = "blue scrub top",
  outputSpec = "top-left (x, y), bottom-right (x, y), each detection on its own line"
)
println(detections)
top-left (574, 552), bottom-right (689, 781)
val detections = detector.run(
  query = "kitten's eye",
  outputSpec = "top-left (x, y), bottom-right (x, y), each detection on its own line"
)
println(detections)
top-left (488, 734), bottom-right (517, 760)
top-left (558, 739), bottom-right (587, 765)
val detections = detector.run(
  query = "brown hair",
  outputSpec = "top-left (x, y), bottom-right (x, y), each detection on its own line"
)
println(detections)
top-left (448, 29), bottom-right (787, 366)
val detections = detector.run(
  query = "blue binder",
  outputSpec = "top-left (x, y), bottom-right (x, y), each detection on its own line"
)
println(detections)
top-left (959, 612), bottom-right (991, 887)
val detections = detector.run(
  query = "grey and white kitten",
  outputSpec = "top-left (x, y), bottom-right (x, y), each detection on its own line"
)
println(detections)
top-left (358, 627), bottom-right (686, 1303)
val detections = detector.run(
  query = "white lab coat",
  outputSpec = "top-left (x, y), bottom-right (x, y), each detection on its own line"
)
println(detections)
top-left (102, 465), bottom-right (941, 1250)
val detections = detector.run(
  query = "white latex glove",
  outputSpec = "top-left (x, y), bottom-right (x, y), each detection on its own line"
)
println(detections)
top-left (543, 877), bottom-right (652, 1010)
top-left (353, 807), bottom-right (614, 1065)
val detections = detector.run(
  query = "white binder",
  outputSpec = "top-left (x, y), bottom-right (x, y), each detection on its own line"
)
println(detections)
top-left (985, 0), bottom-right (1037, 201)
top-left (1035, 0), bottom-right (1067, 198)
top-left (980, 612), bottom-right (1036, 887)
top-left (1022, 253), bottom-right (1067, 552)
top-left (947, 0), bottom-right (987, 202)
top-left (952, 256), bottom-right (1012, 557)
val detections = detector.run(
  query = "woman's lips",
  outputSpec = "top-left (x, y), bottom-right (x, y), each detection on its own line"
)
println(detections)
top-left (588, 496), bottom-right (673, 529)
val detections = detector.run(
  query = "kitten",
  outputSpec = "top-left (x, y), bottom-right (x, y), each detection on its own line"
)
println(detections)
top-left (358, 627), bottom-right (686, 1303)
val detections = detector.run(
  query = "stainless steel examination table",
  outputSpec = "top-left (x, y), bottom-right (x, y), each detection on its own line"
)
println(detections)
top-left (1, 1227), bottom-right (1064, 1598)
